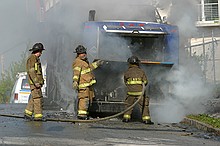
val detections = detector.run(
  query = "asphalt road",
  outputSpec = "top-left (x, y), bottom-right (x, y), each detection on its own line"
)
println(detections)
top-left (0, 104), bottom-right (220, 146)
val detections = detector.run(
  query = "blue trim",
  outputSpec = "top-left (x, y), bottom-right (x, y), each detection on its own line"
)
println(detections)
top-left (20, 89), bottom-right (31, 92)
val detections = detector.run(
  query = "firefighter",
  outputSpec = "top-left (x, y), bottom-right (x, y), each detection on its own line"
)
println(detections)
top-left (123, 56), bottom-right (154, 124)
top-left (24, 43), bottom-right (45, 121)
top-left (72, 45), bottom-right (103, 120)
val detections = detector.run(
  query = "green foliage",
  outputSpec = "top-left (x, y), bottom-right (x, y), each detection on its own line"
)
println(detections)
top-left (187, 114), bottom-right (220, 128)
top-left (0, 51), bottom-right (28, 103)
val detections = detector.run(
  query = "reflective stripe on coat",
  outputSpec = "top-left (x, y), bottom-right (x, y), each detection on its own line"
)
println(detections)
top-left (72, 57), bottom-right (98, 89)
top-left (26, 54), bottom-right (44, 89)
top-left (124, 65), bottom-right (148, 94)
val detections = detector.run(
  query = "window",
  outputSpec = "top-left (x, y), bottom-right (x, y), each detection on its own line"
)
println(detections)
top-left (21, 78), bottom-right (30, 89)
top-left (198, 0), bottom-right (219, 22)
top-left (204, 0), bottom-right (219, 21)
top-left (99, 32), bottom-right (166, 62)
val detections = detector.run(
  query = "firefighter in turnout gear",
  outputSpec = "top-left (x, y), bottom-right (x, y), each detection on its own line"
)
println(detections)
top-left (123, 56), bottom-right (154, 124)
top-left (72, 45), bottom-right (103, 120)
top-left (24, 43), bottom-right (45, 121)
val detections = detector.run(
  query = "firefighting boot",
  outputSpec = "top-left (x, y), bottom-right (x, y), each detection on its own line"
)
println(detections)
top-left (24, 114), bottom-right (33, 121)
top-left (34, 117), bottom-right (47, 122)
top-left (34, 113), bottom-right (46, 121)
top-left (122, 114), bottom-right (131, 123)
top-left (122, 118), bottom-right (130, 123)
top-left (24, 109), bottom-right (33, 121)
top-left (77, 114), bottom-right (88, 120)
top-left (143, 120), bottom-right (154, 125)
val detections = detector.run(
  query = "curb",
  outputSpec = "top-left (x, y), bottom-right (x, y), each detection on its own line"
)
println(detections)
top-left (181, 117), bottom-right (220, 136)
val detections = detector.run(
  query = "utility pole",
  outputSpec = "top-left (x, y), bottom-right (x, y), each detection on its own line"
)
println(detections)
top-left (212, 30), bottom-right (216, 85)
top-left (0, 54), bottom-right (4, 75)
top-left (202, 33), bottom-right (206, 83)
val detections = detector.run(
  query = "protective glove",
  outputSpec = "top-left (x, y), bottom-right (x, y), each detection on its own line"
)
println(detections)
top-left (72, 81), bottom-right (78, 90)
top-left (35, 83), bottom-right (41, 88)
top-left (39, 80), bottom-right (44, 86)
top-left (96, 59), bottom-right (104, 66)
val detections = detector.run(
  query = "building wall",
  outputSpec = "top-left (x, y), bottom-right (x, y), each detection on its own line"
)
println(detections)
top-left (190, 36), bottom-right (220, 83)
top-left (186, 0), bottom-right (220, 84)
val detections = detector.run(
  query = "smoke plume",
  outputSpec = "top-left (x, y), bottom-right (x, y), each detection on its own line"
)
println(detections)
top-left (2, 0), bottom-right (210, 122)
top-left (43, 0), bottom-right (215, 122)
top-left (150, 0), bottom-right (215, 123)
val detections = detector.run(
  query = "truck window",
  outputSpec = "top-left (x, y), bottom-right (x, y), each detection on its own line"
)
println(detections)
top-left (99, 33), bottom-right (166, 62)
top-left (21, 78), bottom-right (30, 89)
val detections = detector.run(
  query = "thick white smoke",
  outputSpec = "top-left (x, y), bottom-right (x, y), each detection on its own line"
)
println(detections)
top-left (150, 0), bottom-right (215, 123)
top-left (167, 0), bottom-right (198, 39)
top-left (1, 0), bottom-right (215, 121)
top-left (42, 0), bottom-right (215, 122)
top-left (152, 65), bottom-right (213, 123)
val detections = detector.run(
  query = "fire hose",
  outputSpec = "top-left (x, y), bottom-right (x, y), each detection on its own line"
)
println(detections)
top-left (0, 84), bottom-right (145, 123)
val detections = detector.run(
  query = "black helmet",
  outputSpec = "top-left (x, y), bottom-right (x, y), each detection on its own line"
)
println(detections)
top-left (74, 45), bottom-right (87, 54)
top-left (29, 43), bottom-right (45, 52)
top-left (127, 56), bottom-right (140, 65)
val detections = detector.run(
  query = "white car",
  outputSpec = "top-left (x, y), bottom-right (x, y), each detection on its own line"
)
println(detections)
top-left (10, 72), bottom-right (31, 103)
top-left (10, 70), bottom-right (47, 103)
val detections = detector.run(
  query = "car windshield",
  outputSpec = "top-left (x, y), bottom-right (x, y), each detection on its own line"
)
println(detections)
top-left (21, 78), bottom-right (30, 89)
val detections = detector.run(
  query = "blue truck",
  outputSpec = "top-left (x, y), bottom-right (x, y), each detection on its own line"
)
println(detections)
top-left (82, 10), bottom-right (179, 116)
top-left (44, 6), bottom-right (179, 116)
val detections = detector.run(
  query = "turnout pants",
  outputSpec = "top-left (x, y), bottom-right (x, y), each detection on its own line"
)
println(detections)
top-left (123, 95), bottom-right (150, 121)
top-left (25, 85), bottom-right (43, 119)
top-left (77, 86), bottom-right (94, 117)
